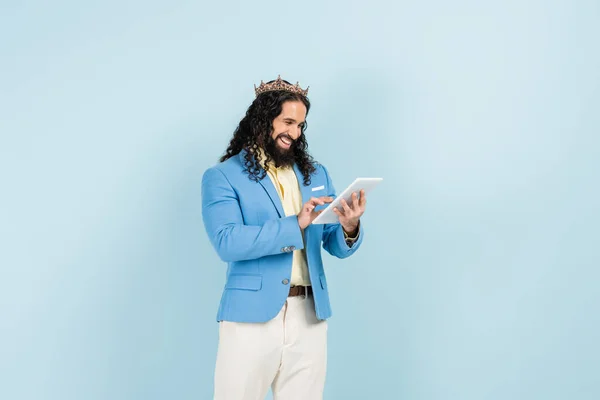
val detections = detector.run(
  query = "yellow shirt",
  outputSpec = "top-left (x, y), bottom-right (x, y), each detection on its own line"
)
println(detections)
top-left (255, 150), bottom-right (310, 286)
top-left (264, 163), bottom-right (311, 286)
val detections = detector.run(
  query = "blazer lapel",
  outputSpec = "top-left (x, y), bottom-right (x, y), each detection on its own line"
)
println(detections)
top-left (238, 151), bottom-right (285, 217)
top-left (293, 164), bottom-right (312, 209)
top-left (258, 177), bottom-right (285, 217)
top-left (293, 164), bottom-right (320, 250)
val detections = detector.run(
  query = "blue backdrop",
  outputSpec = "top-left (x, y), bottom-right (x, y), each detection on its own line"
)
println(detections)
top-left (1, 1), bottom-right (598, 399)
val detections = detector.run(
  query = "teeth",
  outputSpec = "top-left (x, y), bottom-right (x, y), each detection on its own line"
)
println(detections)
top-left (280, 137), bottom-right (291, 145)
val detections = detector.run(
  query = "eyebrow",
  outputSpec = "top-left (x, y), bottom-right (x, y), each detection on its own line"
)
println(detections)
top-left (283, 117), bottom-right (305, 124)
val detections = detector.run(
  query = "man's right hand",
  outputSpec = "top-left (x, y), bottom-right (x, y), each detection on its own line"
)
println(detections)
top-left (297, 196), bottom-right (333, 230)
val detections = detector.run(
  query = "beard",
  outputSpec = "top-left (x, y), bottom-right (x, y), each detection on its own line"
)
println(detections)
top-left (264, 133), bottom-right (298, 168)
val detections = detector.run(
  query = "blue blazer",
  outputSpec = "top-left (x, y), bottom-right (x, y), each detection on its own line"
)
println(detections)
top-left (201, 151), bottom-right (364, 323)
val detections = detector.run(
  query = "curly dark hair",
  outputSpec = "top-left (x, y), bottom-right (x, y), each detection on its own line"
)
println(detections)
top-left (220, 85), bottom-right (317, 186)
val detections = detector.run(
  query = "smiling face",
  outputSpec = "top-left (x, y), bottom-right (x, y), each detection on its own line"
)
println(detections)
top-left (266, 100), bottom-right (307, 167)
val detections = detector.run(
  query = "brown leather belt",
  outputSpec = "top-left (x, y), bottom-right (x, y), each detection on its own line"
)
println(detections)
top-left (288, 285), bottom-right (312, 297)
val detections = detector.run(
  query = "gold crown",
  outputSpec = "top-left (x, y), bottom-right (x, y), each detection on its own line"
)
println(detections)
top-left (254, 75), bottom-right (309, 97)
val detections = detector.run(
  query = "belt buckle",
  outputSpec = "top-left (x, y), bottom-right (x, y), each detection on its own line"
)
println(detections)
top-left (290, 285), bottom-right (307, 298)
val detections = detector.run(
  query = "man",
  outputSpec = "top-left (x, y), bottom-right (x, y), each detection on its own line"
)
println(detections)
top-left (201, 76), bottom-right (367, 400)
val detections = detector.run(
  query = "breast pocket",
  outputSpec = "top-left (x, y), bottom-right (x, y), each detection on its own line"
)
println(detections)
top-left (310, 184), bottom-right (326, 194)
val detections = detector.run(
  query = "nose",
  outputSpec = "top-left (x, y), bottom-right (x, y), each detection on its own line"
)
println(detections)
top-left (291, 125), bottom-right (301, 139)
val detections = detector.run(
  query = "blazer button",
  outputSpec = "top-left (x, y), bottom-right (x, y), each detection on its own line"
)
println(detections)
top-left (282, 279), bottom-right (289, 285)
top-left (289, 246), bottom-right (295, 251)
top-left (281, 246), bottom-right (288, 252)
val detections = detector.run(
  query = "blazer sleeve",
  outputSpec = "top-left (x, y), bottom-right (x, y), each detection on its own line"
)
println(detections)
top-left (320, 165), bottom-right (364, 259)
top-left (201, 167), bottom-right (305, 263)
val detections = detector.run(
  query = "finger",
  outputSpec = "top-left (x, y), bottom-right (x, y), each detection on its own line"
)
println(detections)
top-left (359, 190), bottom-right (367, 208)
top-left (333, 207), bottom-right (343, 216)
top-left (352, 192), bottom-right (360, 209)
top-left (308, 197), bottom-right (325, 206)
top-left (340, 199), bottom-right (352, 214)
top-left (319, 196), bottom-right (334, 203)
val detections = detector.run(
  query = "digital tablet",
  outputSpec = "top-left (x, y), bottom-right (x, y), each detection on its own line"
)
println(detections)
top-left (311, 177), bottom-right (383, 225)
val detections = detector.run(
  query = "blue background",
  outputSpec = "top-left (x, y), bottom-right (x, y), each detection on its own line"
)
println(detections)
top-left (1, 1), bottom-right (599, 399)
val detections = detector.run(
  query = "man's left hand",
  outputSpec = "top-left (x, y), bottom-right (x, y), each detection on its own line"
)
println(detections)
top-left (333, 190), bottom-right (367, 235)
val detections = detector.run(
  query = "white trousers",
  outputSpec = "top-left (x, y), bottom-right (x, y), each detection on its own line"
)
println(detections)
top-left (213, 294), bottom-right (328, 400)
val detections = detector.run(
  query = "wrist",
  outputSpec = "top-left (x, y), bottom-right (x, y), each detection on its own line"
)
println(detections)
top-left (297, 215), bottom-right (308, 230)
top-left (342, 222), bottom-right (359, 236)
